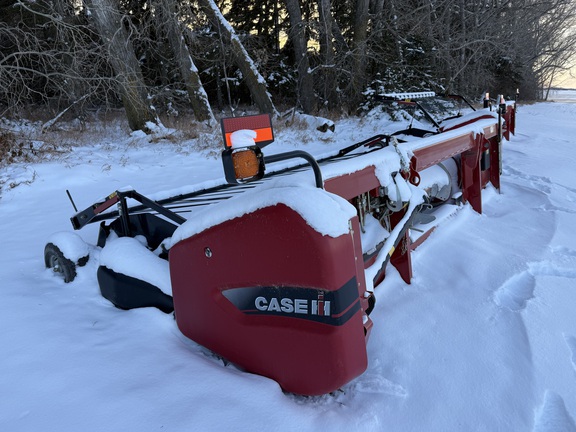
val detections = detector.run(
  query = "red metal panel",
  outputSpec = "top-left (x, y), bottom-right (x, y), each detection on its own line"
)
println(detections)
top-left (460, 135), bottom-right (483, 213)
top-left (324, 166), bottom-right (381, 200)
top-left (169, 204), bottom-right (368, 395)
top-left (440, 114), bottom-right (497, 132)
top-left (349, 217), bottom-right (373, 340)
top-left (488, 136), bottom-right (501, 191)
top-left (411, 133), bottom-right (475, 172)
top-left (504, 105), bottom-right (515, 140)
top-left (388, 208), bottom-right (413, 284)
top-left (391, 230), bottom-right (412, 284)
top-left (93, 195), bottom-right (120, 215)
top-left (483, 123), bottom-right (498, 140)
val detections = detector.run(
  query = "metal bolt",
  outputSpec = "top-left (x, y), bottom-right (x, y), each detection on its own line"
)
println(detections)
top-left (204, 247), bottom-right (213, 258)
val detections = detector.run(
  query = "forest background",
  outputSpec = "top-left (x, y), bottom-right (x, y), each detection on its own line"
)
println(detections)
top-left (1, 0), bottom-right (576, 133)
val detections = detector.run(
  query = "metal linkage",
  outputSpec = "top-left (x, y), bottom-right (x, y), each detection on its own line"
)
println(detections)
top-left (71, 189), bottom-right (187, 231)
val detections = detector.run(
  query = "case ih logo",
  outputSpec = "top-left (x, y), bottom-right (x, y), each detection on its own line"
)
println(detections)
top-left (254, 292), bottom-right (331, 316)
top-left (222, 279), bottom-right (360, 326)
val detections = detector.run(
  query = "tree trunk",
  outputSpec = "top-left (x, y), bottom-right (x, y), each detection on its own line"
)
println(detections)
top-left (349, 0), bottom-right (370, 106)
top-left (458, 0), bottom-right (467, 93)
top-left (199, 0), bottom-right (277, 116)
top-left (331, 18), bottom-right (349, 57)
top-left (317, 0), bottom-right (338, 109)
top-left (83, 0), bottom-right (157, 132)
top-left (284, 0), bottom-right (317, 113)
top-left (389, 0), bottom-right (403, 64)
top-left (52, 1), bottom-right (84, 113)
top-left (155, 0), bottom-right (215, 126)
top-left (372, 0), bottom-right (384, 16)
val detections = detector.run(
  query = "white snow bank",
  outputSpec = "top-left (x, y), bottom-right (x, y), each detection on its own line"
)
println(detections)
top-left (0, 165), bottom-right (37, 192)
top-left (533, 391), bottom-right (576, 432)
top-left (360, 214), bottom-right (390, 255)
top-left (47, 231), bottom-right (90, 263)
top-left (3, 102), bottom-right (576, 432)
top-left (167, 185), bottom-right (357, 248)
top-left (293, 112), bottom-right (335, 134)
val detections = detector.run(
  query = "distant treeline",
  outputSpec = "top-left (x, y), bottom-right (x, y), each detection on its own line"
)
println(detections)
top-left (1, 0), bottom-right (575, 130)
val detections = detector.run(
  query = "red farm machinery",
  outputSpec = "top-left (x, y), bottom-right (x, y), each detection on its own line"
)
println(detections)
top-left (45, 92), bottom-right (517, 395)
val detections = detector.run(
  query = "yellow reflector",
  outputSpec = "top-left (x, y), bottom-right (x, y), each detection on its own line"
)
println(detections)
top-left (232, 149), bottom-right (260, 179)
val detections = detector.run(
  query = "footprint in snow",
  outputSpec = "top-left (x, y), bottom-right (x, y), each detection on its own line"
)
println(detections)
top-left (529, 260), bottom-right (576, 279)
top-left (503, 166), bottom-right (552, 188)
top-left (541, 203), bottom-right (576, 215)
top-left (351, 373), bottom-right (407, 398)
top-left (494, 257), bottom-right (576, 312)
top-left (503, 166), bottom-right (576, 202)
top-left (564, 334), bottom-right (576, 376)
top-left (493, 270), bottom-right (535, 311)
top-left (552, 246), bottom-right (576, 258)
top-left (533, 391), bottom-right (576, 432)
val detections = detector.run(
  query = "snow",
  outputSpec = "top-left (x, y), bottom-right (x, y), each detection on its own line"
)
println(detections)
top-left (417, 159), bottom-right (456, 200)
top-left (382, 91), bottom-right (436, 99)
top-left (360, 214), bottom-right (390, 256)
top-left (204, 0), bottom-right (272, 96)
top-left (364, 184), bottom-right (425, 290)
top-left (548, 89), bottom-right (576, 103)
top-left (439, 107), bottom-right (498, 131)
top-left (46, 231), bottom-right (90, 264)
top-left (402, 117), bottom-right (498, 153)
top-left (389, 171), bottom-right (413, 202)
top-left (167, 184), bottom-right (357, 246)
top-left (230, 129), bottom-right (257, 148)
top-left (1, 100), bottom-right (576, 431)
top-left (293, 112), bottom-right (335, 135)
top-left (99, 236), bottom-right (172, 296)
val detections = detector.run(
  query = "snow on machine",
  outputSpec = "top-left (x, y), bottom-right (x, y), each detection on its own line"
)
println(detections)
top-left (45, 92), bottom-right (517, 395)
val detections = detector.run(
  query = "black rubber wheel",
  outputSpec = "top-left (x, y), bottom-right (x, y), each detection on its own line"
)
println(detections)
top-left (44, 243), bottom-right (77, 283)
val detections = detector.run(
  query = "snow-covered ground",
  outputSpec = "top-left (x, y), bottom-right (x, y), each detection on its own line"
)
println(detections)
top-left (549, 89), bottom-right (576, 103)
top-left (1, 101), bottom-right (575, 431)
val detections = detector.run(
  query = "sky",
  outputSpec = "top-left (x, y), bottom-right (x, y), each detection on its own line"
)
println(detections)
top-left (554, 66), bottom-right (576, 89)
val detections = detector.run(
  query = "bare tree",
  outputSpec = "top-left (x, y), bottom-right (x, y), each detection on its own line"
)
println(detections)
top-left (317, 0), bottom-right (338, 109)
top-left (83, 0), bottom-right (157, 131)
top-left (2, 0), bottom-right (576, 126)
top-left (343, 0), bottom-right (370, 107)
top-left (154, 0), bottom-right (215, 125)
top-left (284, 0), bottom-right (317, 113)
top-left (198, 0), bottom-right (278, 116)
top-left (1, 1), bottom-right (111, 117)
top-left (527, 0), bottom-right (576, 96)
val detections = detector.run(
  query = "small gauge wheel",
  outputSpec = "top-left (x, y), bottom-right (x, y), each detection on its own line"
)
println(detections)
top-left (44, 243), bottom-right (77, 283)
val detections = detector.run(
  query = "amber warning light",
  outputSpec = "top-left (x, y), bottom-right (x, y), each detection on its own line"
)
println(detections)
top-left (232, 148), bottom-right (262, 179)
top-left (222, 145), bottom-right (265, 184)
top-left (220, 114), bottom-right (273, 184)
